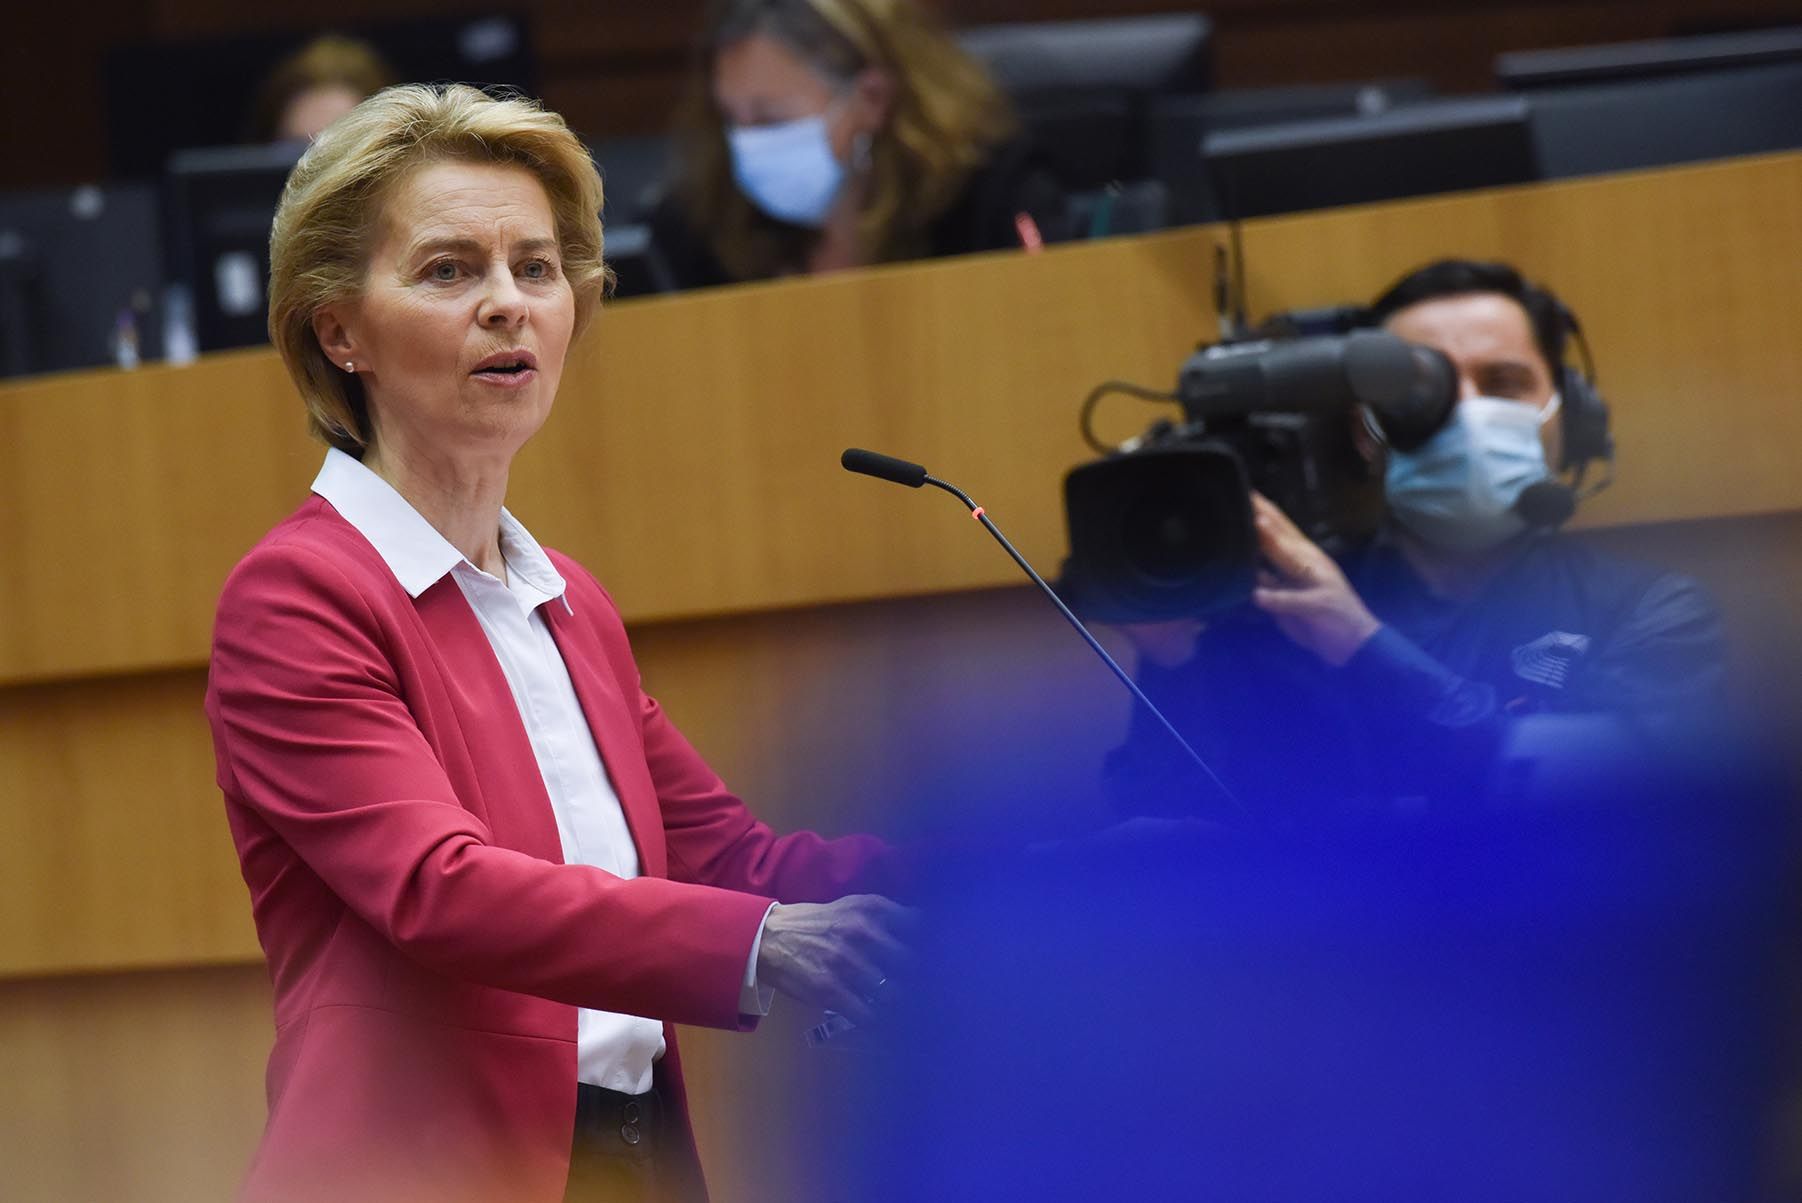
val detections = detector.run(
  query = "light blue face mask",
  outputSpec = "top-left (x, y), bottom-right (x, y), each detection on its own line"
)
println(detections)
top-left (727, 102), bottom-right (846, 228)
top-left (1384, 393), bottom-right (1562, 552)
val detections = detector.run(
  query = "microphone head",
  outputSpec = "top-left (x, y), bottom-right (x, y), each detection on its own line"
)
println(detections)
top-left (1515, 480), bottom-right (1577, 528)
top-left (842, 448), bottom-right (928, 488)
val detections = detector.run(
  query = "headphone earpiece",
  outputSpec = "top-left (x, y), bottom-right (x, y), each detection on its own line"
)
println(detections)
top-left (1548, 299), bottom-right (1613, 471)
top-left (1557, 364), bottom-right (1613, 469)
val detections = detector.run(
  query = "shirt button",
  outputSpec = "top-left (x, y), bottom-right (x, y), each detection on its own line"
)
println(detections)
top-left (623, 1102), bottom-right (642, 1125)
top-left (620, 1123), bottom-right (641, 1146)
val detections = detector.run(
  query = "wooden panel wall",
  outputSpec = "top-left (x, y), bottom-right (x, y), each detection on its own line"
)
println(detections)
top-left (3, 157), bottom-right (1800, 1200)
top-left (10, 0), bottom-right (1802, 188)
top-left (5, 153), bottom-right (1801, 692)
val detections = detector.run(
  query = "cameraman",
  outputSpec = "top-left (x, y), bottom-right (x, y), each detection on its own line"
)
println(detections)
top-left (1106, 259), bottom-right (1728, 817)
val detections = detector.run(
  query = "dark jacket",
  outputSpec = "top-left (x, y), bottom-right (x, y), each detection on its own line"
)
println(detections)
top-left (1106, 531), bottom-right (1733, 820)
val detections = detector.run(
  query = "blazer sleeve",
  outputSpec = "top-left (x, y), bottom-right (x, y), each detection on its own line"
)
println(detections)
top-left (207, 541), bottom-right (772, 1031)
top-left (641, 689), bottom-right (915, 901)
top-left (558, 558), bottom-right (916, 903)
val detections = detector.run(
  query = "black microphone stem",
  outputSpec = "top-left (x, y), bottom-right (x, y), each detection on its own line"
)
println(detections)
top-left (922, 475), bottom-right (1251, 823)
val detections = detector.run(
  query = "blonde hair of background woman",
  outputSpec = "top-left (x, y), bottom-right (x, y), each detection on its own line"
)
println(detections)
top-left (673, 0), bottom-right (1016, 281)
top-left (247, 34), bottom-right (398, 142)
top-left (267, 83), bottom-right (610, 456)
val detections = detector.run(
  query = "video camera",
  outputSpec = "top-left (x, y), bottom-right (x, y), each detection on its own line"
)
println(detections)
top-left (1060, 322), bottom-right (1458, 623)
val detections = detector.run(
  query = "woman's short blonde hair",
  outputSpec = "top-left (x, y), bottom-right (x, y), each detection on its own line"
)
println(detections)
top-left (674, 0), bottom-right (1015, 282)
top-left (268, 83), bottom-right (608, 455)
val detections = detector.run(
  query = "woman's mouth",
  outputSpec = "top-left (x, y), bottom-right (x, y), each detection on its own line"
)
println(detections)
top-left (470, 351), bottom-right (540, 385)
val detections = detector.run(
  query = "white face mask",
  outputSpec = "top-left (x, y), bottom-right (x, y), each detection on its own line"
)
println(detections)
top-left (726, 102), bottom-right (846, 228)
top-left (1383, 393), bottom-right (1562, 552)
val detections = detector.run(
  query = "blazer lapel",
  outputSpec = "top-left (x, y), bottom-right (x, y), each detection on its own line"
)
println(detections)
top-left (412, 578), bottom-right (568, 864)
top-left (542, 605), bottom-right (668, 878)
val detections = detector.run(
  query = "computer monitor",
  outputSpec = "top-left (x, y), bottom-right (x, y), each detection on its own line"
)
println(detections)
top-left (106, 15), bottom-right (537, 180)
top-left (1202, 96), bottom-right (1540, 222)
top-left (957, 14), bottom-right (1213, 187)
top-left (1527, 60), bottom-right (1802, 180)
top-left (956, 13), bottom-right (1213, 97)
top-left (0, 182), bottom-right (163, 379)
top-left (1149, 79), bottom-right (1437, 225)
top-left (1007, 94), bottom-right (1137, 190)
top-left (1498, 24), bottom-right (1802, 90)
top-left (161, 142), bottom-right (303, 355)
top-left (601, 223), bottom-right (677, 301)
top-left (589, 135), bottom-right (675, 227)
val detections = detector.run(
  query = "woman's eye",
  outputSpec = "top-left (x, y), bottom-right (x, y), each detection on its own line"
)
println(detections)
top-left (429, 260), bottom-right (461, 281)
top-left (521, 259), bottom-right (553, 280)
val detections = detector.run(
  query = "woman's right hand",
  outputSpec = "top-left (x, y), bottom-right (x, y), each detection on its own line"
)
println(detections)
top-left (756, 895), bottom-right (918, 1027)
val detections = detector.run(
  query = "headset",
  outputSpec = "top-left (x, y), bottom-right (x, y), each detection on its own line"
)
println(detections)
top-left (1545, 295), bottom-right (1614, 486)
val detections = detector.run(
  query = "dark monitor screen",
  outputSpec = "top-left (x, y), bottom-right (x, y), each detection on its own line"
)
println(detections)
top-left (589, 135), bottom-right (675, 227)
top-left (162, 142), bottom-right (303, 355)
top-left (601, 224), bottom-right (677, 301)
top-left (956, 14), bottom-right (1213, 98)
top-left (1149, 79), bottom-right (1437, 225)
top-left (0, 182), bottom-right (163, 379)
top-left (1203, 96), bottom-right (1540, 221)
top-left (1528, 61), bottom-right (1802, 180)
top-left (105, 15), bottom-right (537, 180)
top-left (1498, 24), bottom-right (1802, 90)
top-left (1010, 93), bottom-right (1136, 192)
top-left (958, 13), bottom-right (1214, 187)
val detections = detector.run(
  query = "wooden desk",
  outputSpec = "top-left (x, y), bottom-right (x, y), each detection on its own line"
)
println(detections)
top-left (4, 151), bottom-right (1800, 690)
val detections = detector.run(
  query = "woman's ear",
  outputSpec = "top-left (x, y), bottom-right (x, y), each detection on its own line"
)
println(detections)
top-left (850, 66), bottom-right (896, 133)
top-left (312, 306), bottom-right (357, 366)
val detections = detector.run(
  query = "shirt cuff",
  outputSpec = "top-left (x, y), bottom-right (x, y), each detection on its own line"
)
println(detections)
top-left (739, 902), bottom-right (779, 1017)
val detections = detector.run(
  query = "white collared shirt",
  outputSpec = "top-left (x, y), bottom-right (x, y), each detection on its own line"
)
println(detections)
top-left (312, 449), bottom-right (770, 1093)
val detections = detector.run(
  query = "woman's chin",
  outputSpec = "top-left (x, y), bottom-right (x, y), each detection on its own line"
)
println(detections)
top-left (449, 387), bottom-right (555, 448)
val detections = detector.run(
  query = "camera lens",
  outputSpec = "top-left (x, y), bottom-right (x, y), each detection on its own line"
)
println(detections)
top-left (1122, 489), bottom-right (1213, 585)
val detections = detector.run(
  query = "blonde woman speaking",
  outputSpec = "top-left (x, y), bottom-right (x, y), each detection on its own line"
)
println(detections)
top-left (207, 84), bottom-right (912, 1203)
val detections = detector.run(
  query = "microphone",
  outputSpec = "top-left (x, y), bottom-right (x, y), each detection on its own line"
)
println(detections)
top-left (840, 447), bottom-right (1249, 823)
top-left (841, 448), bottom-right (928, 488)
top-left (1515, 480), bottom-right (1577, 528)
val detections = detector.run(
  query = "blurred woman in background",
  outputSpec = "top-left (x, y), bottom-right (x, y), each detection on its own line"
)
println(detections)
top-left (249, 34), bottom-right (397, 144)
top-left (651, 0), bottom-right (1064, 286)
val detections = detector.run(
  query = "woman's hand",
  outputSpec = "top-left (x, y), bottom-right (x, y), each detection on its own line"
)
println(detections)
top-left (1249, 492), bottom-right (1382, 667)
top-left (756, 895), bottom-right (918, 1027)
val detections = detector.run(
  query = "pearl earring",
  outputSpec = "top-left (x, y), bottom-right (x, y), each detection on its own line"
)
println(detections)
top-left (344, 360), bottom-right (355, 372)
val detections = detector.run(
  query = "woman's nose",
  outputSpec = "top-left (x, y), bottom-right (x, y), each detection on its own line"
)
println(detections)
top-left (478, 269), bottom-right (528, 326)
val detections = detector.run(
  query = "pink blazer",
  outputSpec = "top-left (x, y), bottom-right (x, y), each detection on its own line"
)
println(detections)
top-left (206, 497), bottom-right (903, 1202)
